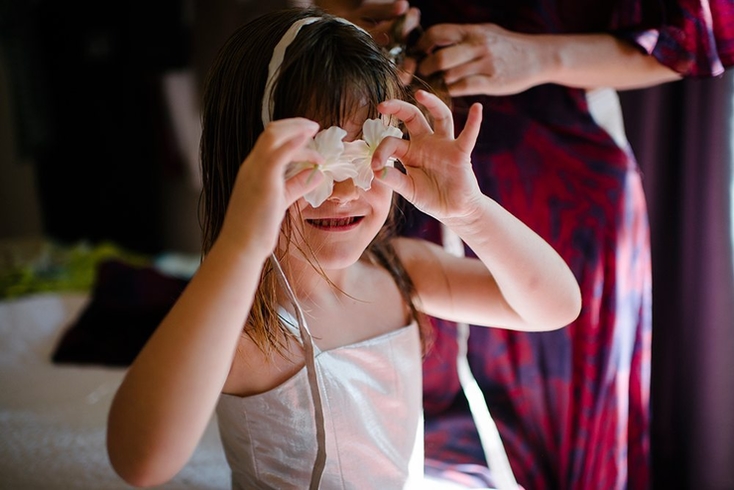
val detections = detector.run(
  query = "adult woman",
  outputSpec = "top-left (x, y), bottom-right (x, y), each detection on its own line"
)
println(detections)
top-left (316, 1), bottom-right (734, 488)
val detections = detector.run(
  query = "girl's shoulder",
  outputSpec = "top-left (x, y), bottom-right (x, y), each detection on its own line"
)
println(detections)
top-left (391, 236), bottom-right (450, 268)
top-left (389, 236), bottom-right (470, 303)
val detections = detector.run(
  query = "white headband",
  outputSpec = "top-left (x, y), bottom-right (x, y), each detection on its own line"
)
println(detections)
top-left (260, 15), bottom-right (368, 127)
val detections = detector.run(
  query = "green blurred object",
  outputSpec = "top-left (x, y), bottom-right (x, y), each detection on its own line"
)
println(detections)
top-left (0, 238), bottom-right (151, 299)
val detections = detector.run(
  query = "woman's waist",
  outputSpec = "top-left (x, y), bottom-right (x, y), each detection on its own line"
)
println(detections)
top-left (451, 87), bottom-right (634, 169)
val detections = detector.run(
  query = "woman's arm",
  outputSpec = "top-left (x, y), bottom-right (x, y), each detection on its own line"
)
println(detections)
top-left (106, 119), bottom-right (323, 487)
top-left (415, 23), bottom-right (681, 96)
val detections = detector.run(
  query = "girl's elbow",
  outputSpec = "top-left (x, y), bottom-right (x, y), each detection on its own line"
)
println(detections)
top-left (550, 284), bottom-right (582, 330)
top-left (107, 433), bottom-right (181, 488)
top-left (108, 453), bottom-right (178, 488)
top-left (111, 465), bottom-right (160, 488)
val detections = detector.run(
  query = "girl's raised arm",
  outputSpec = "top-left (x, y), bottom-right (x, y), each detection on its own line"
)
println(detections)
top-left (106, 119), bottom-right (323, 487)
top-left (373, 90), bottom-right (581, 331)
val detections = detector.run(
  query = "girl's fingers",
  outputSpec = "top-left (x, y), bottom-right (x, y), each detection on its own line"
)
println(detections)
top-left (413, 89), bottom-right (454, 136)
top-left (372, 135), bottom-right (409, 169)
top-left (290, 148), bottom-right (324, 168)
top-left (455, 102), bottom-right (483, 154)
top-left (374, 165), bottom-right (412, 200)
top-left (263, 117), bottom-right (319, 142)
top-left (263, 118), bottom-right (318, 151)
top-left (380, 90), bottom-right (454, 137)
top-left (284, 168), bottom-right (324, 207)
top-left (261, 119), bottom-right (322, 170)
top-left (378, 99), bottom-right (432, 137)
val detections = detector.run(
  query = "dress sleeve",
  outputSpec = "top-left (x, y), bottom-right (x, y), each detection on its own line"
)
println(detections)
top-left (610, 0), bottom-right (734, 78)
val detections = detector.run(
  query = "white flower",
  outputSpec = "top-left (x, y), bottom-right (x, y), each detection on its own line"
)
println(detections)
top-left (284, 119), bottom-right (402, 208)
top-left (286, 126), bottom-right (358, 208)
top-left (342, 119), bottom-right (403, 189)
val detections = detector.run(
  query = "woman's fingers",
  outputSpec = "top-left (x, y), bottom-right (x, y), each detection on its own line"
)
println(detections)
top-left (419, 40), bottom-right (479, 77)
top-left (356, 0), bottom-right (408, 23)
top-left (414, 23), bottom-right (465, 56)
top-left (348, 1), bottom-right (409, 46)
top-left (442, 56), bottom-right (488, 86)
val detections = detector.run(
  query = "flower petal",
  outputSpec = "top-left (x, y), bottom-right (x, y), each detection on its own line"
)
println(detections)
top-left (303, 175), bottom-right (335, 208)
top-left (326, 160), bottom-right (359, 182)
top-left (353, 159), bottom-right (374, 190)
top-left (311, 126), bottom-right (347, 161)
top-left (342, 140), bottom-right (370, 162)
top-left (362, 119), bottom-right (402, 149)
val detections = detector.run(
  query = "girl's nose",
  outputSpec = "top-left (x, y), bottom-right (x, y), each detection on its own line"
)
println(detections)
top-left (328, 179), bottom-right (359, 204)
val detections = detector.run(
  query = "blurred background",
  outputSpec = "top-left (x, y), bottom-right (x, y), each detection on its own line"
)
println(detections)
top-left (0, 0), bottom-right (295, 255)
top-left (1, 1), bottom-right (732, 488)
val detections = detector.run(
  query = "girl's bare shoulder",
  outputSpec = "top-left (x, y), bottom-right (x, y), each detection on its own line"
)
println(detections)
top-left (391, 236), bottom-right (448, 268)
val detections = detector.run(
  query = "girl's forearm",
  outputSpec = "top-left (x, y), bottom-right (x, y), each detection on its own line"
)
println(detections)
top-left (107, 240), bottom-right (265, 486)
top-left (444, 196), bottom-right (582, 329)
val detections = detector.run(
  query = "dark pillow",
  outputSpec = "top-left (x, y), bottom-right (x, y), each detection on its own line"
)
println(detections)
top-left (52, 259), bottom-right (189, 367)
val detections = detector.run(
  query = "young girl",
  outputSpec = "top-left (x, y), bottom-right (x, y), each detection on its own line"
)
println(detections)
top-left (106, 7), bottom-right (581, 490)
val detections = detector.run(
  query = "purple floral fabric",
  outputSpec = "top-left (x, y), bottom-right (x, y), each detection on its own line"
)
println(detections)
top-left (405, 1), bottom-right (734, 489)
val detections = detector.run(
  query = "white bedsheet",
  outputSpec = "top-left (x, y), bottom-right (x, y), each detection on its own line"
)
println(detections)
top-left (0, 293), bottom-right (230, 490)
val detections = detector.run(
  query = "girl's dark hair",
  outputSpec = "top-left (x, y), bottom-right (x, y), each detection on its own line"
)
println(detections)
top-left (199, 7), bottom-right (430, 356)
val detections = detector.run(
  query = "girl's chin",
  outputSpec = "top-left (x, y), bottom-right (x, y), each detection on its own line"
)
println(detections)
top-left (285, 246), bottom-right (365, 272)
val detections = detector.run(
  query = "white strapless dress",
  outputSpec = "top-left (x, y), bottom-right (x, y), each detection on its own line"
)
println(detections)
top-left (215, 308), bottom-right (424, 489)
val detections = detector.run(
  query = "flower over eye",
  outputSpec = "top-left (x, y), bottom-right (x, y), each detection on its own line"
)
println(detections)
top-left (286, 126), bottom-right (358, 208)
top-left (285, 119), bottom-right (402, 208)
top-left (342, 119), bottom-right (403, 189)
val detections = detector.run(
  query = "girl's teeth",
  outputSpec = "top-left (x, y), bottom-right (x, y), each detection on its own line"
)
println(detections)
top-left (311, 217), bottom-right (356, 227)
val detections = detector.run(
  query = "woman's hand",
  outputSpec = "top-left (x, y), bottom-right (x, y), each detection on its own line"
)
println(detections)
top-left (317, 0), bottom-right (420, 47)
top-left (414, 23), bottom-right (550, 96)
top-left (413, 23), bottom-right (681, 95)
top-left (372, 89), bottom-right (483, 222)
top-left (218, 118), bottom-right (324, 257)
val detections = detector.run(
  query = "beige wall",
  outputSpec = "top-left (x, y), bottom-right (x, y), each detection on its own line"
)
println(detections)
top-left (0, 1), bottom-right (292, 254)
top-left (0, 51), bottom-right (202, 254)
top-left (0, 51), bottom-right (43, 240)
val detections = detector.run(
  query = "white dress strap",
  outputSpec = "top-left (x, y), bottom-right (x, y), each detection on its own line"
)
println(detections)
top-left (278, 308), bottom-right (322, 355)
top-left (269, 254), bottom-right (326, 489)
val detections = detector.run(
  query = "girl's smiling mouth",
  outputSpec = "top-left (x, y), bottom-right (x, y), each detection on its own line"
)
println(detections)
top-left (306, 216), bottom-right (364, 230)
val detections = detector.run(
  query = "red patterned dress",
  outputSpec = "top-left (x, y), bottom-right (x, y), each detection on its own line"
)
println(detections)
top-left (404, 1), bottom-right (734, 489)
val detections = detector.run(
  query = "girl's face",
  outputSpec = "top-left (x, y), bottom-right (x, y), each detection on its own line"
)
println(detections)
top-left (288, 115), bottom-right (394, 271)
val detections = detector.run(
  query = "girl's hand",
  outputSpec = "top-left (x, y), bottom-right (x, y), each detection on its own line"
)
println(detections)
top-left (218, 118), bottom-right (324, 257)
top-left (414, 23), bottom-right (549, 96)
top-left (372, 90), bottom-right (483, 222)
